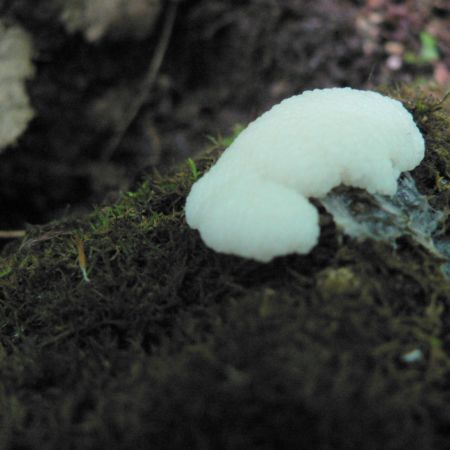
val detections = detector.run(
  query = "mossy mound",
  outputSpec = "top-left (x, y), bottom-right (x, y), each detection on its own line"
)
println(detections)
top-left (1, 88), bottom-right (450, 449)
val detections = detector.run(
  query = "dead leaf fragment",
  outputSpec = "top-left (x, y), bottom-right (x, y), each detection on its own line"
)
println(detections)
top-left (0, 21), bottom-right (35, 152)
top-left (58, 0), bottom-right (162, 42)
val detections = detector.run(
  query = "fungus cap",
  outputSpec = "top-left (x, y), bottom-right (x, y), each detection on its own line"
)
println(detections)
top-left (185, 88), bottom-right (425, 262)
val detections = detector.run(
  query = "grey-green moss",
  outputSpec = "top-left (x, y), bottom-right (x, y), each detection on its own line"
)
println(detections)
top-left (0, 87), bottom-right (449, 449)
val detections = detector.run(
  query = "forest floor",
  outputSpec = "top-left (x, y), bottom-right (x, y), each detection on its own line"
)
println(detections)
top-left (1, 2), bottom-right (450, 448)
top-left (0, 87), bottom-right (449, 449)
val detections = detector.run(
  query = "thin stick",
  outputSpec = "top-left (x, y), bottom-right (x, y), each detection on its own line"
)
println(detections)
top-left (74, 236), bottom-right (90, 283)
top-left (101, 1), bottom-right (179, 161)
top-left (0, 230), bottom-right (26, 239)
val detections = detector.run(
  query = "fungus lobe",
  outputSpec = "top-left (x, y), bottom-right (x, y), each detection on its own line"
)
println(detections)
top-left (185, 88), bottom-right (425, 262)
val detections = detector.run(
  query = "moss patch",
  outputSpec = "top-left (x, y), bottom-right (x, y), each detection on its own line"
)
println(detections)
top-left (0, 87), bottom-right (450, 449)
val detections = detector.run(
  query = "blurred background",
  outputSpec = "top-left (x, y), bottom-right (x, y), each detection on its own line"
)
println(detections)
top-left (0, 0), bottom-right (449, 236)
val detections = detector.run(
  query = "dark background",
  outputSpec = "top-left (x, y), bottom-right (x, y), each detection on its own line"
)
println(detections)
top-left (0, 0), bottom-right (449, 232)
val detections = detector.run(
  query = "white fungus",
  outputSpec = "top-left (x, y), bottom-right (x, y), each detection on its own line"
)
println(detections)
top-left (185, 87), bottom-right (425, 262)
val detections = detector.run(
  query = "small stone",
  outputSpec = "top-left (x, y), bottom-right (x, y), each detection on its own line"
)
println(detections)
top-left (401, 349), bottom-right (423, 363)
top-left (386, 55), bottom-right (403, 71)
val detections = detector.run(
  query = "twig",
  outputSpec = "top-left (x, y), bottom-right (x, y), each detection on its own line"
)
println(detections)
top-left (101, 1), bottom-right (179, 161)
top-left (0, 230), bottom-right (26, 239)
top-left (74, 236), bottom-right (90, 283)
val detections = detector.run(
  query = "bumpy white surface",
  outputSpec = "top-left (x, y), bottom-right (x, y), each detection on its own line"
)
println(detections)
top-left (185, 88), bottom-right (425, 262)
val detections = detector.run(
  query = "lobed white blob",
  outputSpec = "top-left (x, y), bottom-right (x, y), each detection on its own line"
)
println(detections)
top-left (185, 88), bottom-right (425, 262)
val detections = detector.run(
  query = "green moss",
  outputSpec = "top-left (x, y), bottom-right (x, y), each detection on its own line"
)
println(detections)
top-left (0, 87), bottom-right (449, 449)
